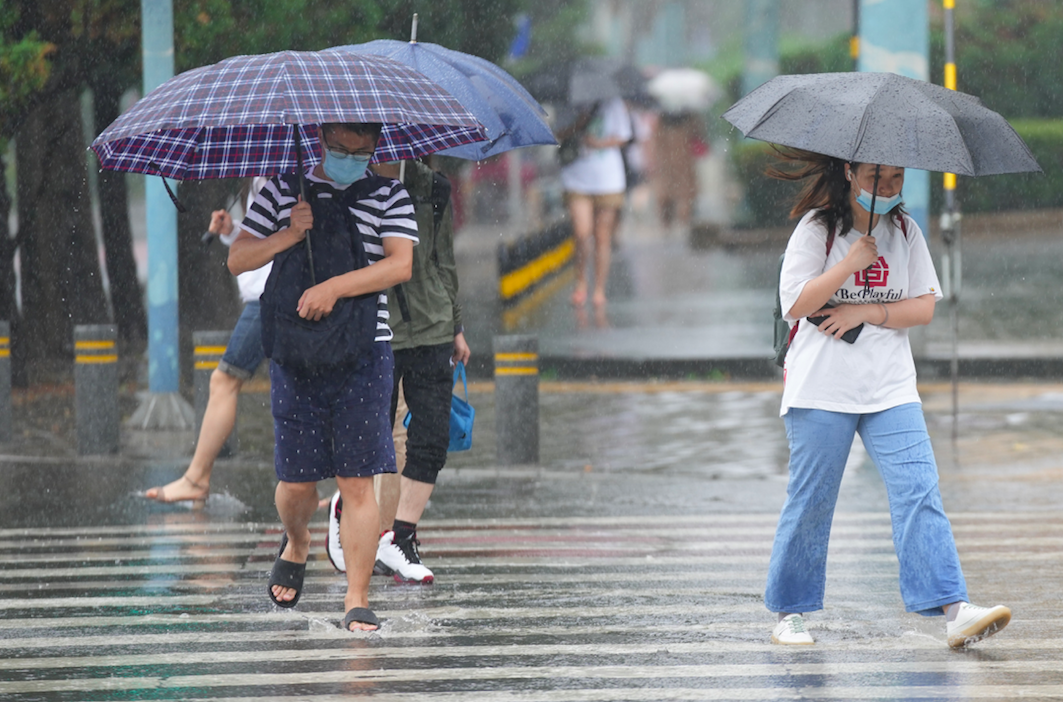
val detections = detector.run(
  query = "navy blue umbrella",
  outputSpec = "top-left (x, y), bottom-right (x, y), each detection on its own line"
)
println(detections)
top-left (327, 40), bottom-right (556, 161)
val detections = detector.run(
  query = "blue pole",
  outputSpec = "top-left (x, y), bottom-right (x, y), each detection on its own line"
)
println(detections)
top-left (857, 0), bottom-right (930, 238)
top-left (742, 0), bottom-right (779, 97)
top-left (141, 0), bottom-right (179, 393)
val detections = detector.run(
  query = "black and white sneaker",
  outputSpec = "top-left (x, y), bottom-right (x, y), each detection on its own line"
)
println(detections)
top-left (325, 492), bottom-right (345, 572)
top-left (375, 530), bottom-right (434, 584)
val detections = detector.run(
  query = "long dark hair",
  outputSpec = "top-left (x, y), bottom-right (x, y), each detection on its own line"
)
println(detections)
top-left (766, 147), bottom-right (904, 236)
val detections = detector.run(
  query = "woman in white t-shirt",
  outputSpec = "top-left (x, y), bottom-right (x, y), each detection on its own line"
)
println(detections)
top-left (765, 151), bottom-right (1010, 649)
top-left (559, 97), bottom-right (632, 308)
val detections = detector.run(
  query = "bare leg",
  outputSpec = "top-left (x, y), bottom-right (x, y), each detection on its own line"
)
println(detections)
top-left (337, 475), bottom-right (380, 631)
top-left (270, 480), bottom-right (317, 604)
top-left (592, 207), bottom-right (618, 307)
top-left (374, 384), bottom-right (407, 532)
top-left (568, 195), bottom-right (595, 306)
top-left (146, 369), bottom-right (242, 503)
top-left (394, 476), bottom-right (435, 525)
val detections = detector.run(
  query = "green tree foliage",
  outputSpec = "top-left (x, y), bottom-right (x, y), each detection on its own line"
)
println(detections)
top-left (5, 0), bottom-right (583, 382)
top-left (0, 16), bottom-right (52, 140)
top-left (934, 0), bottom-right (1063, 120)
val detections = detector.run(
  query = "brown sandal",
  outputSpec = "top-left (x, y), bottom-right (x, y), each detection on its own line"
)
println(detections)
top-left (146, 475), bottom-right (209, 509)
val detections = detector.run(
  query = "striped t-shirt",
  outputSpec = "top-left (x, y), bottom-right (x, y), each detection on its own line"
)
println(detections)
top-left (241, 169), bottom-right (419, 342)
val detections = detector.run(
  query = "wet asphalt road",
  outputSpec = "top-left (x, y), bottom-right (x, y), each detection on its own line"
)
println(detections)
top-left (3, 380), bottom-right (1063, 700)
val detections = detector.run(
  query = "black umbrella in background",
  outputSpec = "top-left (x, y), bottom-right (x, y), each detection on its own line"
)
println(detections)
top-left (524, 57), bottom-right (645, 106)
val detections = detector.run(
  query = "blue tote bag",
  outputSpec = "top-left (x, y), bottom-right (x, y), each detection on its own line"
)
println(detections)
top-left (402, 361), bottom-right (475, 452)
top-left (448, 361), bottom-right (475, 452)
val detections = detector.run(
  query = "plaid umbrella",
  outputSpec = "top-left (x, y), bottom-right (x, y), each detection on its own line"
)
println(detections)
top-left (90, 50), bottom-right (487, 180)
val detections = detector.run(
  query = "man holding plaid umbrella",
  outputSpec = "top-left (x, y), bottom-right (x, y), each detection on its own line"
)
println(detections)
top-left (229, 121), bottom-right (417, 632)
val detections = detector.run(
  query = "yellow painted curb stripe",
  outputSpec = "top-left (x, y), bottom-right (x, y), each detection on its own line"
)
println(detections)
top-left (194, 361), bottom-right (220, 370)
top-left (499, 239), bottom-right (575, 300)
top-left (495, 352), bottom-right (538, 362)
top-left (0, 350), bottom-right (9, 358)
top-left (502, 267), bottom-right (576, 331)
top-left (0, 336), bottom-right (9, 345)
top-left (76, 355), bottom-right (118, 364)
top-left (194, 346), bottom-right (229, 356)
top-left (495, 368), bottom-right (539, 376)
top-left (75, 340), bottom-right (115, 350)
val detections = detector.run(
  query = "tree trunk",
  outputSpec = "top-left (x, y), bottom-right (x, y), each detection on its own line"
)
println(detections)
top-left (176, 177), bottom-right (243, 389)
top-left (16, 88), bottom-right (110, 383)
top-left (92, 79), bottom-right (147, 355)
top-left (0, 149), bottom-right (16, 329)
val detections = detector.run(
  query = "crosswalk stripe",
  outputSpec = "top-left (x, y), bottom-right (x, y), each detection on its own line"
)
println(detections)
top-left (6, 662), bottom-right (1063, 695)
top-left (0, 512), bottom-right (1056, 701)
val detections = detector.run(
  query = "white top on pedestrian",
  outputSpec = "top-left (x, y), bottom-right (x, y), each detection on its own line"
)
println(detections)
top-left (780, 210), bottom-right (943, 416)
top-left (223, 176), bottom-right (272, 303)
top-left (560, 97), bottom-right (632, 195)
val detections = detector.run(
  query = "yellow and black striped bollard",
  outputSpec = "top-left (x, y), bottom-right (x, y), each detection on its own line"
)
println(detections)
top-left (494, 335), bottom-right (539, 465)
top-left (0, 321), bottom-right (11, 442)
top-left (193, 330), bottom-right (236, 457)
top-left (74, 324), bottom-right (119, 455)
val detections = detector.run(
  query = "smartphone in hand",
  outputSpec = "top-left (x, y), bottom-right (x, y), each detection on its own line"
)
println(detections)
top-left (807, 305), bottom-right (863, 344)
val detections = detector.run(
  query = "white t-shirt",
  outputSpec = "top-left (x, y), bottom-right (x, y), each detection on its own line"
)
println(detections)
top-left (560, 97), bottom-right (632, 195)
top-left (221, 177), bottom-right (272, 303)
top-left (779, 210), bottom-right (943, 417)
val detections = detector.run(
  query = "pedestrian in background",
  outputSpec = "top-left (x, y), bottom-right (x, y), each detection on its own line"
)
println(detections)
top-left (766, 150), bottom-right (1010, 648)
top-left (326, 158), bottom-right (469, 585)
top-left (558, 97), bottom-right (632, 309)
top-left (653, 109), bottom-right (706, 239)
top-left (144, 177), bottom-right (269, 508)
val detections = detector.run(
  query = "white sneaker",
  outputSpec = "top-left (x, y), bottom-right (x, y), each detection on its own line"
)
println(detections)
top-left (771, 614), bottom-right (814, 645)
top-left (375, 530), bottom-right (434, 584)
top-left (947, 603), bottom-right (1011, 648)
top-left (325, 492), bottom-right (345, 572)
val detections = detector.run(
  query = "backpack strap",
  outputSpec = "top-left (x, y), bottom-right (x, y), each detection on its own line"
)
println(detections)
top-left (789, 222), bottom-right (836, 347)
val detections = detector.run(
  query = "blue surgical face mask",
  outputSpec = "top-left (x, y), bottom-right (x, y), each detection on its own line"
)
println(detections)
top-left (855, 187), bottom-right (902, 215)
top-left (322, 150), bottom-right (371, 185)
top-left (848, 169), bottom-right (902, 215)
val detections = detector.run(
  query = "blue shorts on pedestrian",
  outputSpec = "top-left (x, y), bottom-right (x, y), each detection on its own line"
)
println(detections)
top-left (217, 301), bottom-right (265, 381)
top-left (270, 342), bottom-right (397, 483)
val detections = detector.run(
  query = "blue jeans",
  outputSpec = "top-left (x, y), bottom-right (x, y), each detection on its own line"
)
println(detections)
top-left (217, 301), bottom-right (264, 381)
top-left (765, 403), bottom-right (968, 617)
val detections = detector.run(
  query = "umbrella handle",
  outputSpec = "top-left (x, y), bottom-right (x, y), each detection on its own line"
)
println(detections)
top-left (862, 165), bottom-right (881, 294)
top-left (293, 125), bottom-right (316, 286)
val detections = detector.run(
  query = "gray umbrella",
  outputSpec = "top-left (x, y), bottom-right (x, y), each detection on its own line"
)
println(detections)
top-left (722, 72), bottom-right (1041, 177)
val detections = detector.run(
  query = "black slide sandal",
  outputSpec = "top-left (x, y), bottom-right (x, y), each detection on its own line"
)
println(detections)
top-left (267, 533), bottom-right (306, 608)
top-left (343, 607), bottom-right (380, 631)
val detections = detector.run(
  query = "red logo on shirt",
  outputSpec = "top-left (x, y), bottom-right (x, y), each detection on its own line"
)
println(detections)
top-left (855, 257), bottom-right (889, 287)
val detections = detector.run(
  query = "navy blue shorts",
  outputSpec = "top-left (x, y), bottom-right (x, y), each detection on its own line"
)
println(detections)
top-left (270, 343), bottom-right (397, 483)
top-left (217, 301), bottom-right (264, 381)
